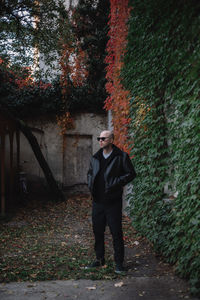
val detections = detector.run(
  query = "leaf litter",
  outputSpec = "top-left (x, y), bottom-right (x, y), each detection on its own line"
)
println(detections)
top-left (0, 193), bottom-right (171, 282)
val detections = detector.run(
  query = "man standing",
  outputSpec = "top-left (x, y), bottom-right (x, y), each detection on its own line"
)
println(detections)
top-left (87, 130), bottom-right (136, 273)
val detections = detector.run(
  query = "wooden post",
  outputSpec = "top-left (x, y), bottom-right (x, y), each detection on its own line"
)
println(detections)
top-left (16, 128), bottom-right (20, 173)
top-left (0, 131), bottom-right (5, 217)
top-left (9, 130), bottom-right (14, 205)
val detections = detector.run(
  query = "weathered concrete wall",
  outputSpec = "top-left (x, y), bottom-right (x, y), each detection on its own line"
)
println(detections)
top-left (18, 113), bottom-right (107, 193)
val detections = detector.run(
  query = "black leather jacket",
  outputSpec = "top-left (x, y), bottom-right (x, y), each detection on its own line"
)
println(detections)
top-left (87, 144), bottom-right (136, 202)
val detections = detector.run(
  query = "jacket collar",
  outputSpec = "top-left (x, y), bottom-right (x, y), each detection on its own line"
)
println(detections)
top-left (93, 144), bottom-right (123, 160)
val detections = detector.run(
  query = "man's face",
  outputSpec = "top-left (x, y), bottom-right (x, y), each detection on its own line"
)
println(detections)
top-left (98, 131), bottom-right (113, 149)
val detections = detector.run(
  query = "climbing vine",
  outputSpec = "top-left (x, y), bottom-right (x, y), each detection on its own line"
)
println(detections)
top-left (104, 0), bottom-right (131, 153)
top-left (58, 40), bottom-right (75, 133)
top-left (122, 0), bottom-right (200, 295)
top-left (58, 1), bottom-right (109, 135)
top-left (58, 14), bottom-right (89, 134)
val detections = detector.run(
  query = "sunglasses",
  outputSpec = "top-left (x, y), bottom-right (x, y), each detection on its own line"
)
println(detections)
top-left (97, 137), bottom-right (109, 141)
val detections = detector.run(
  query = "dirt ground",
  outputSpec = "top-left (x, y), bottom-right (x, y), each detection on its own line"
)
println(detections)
top-left (0, 193), bottom-right (198, 299)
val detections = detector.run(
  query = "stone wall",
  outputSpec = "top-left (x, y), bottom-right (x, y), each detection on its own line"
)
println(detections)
top-left (18, 113), bottom-right (107, 194)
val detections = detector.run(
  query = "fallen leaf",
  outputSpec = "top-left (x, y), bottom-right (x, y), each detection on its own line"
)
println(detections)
top-left (27, 284), bottom-right (36, 287)
top-left (133, 241), bottom-right (139, 245)
top-left (7, 291), bottom-right (14, 295)
top-left (139, 291), bottom-right (146, 296)
top-left (114, 281), bottom-right (124, 287)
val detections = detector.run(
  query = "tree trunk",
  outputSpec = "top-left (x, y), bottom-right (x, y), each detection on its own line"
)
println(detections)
top-left (18, 120), bottom-right (65, 202)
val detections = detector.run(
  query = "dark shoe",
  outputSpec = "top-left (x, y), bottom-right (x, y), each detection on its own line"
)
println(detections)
top-left (85, 258), bottom-right (105, 269)
top-left (115, 263), bottom-right (125, 274)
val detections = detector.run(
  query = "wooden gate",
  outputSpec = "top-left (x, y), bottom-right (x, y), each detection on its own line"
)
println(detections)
top-left (63, 134), bottom-right (92, 192)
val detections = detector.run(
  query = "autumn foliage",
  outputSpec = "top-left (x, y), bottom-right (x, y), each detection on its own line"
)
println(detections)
top-left (0, 58), bottom-right (53, 91)
top-left (58, 16), bottom-right (88, 134)
top-left (70, 44), bottom-right (88, 88)
top-left (0, 59), bottom-right (33, 89)
top-left (104, 0), bottom-right (131, 153)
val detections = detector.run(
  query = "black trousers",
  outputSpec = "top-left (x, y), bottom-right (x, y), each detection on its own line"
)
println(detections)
top-left (92, 199), bottom-right (124, 264)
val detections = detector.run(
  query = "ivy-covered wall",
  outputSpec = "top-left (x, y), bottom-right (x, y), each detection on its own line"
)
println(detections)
top-left (122, 0), bottom-right (200, 295)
